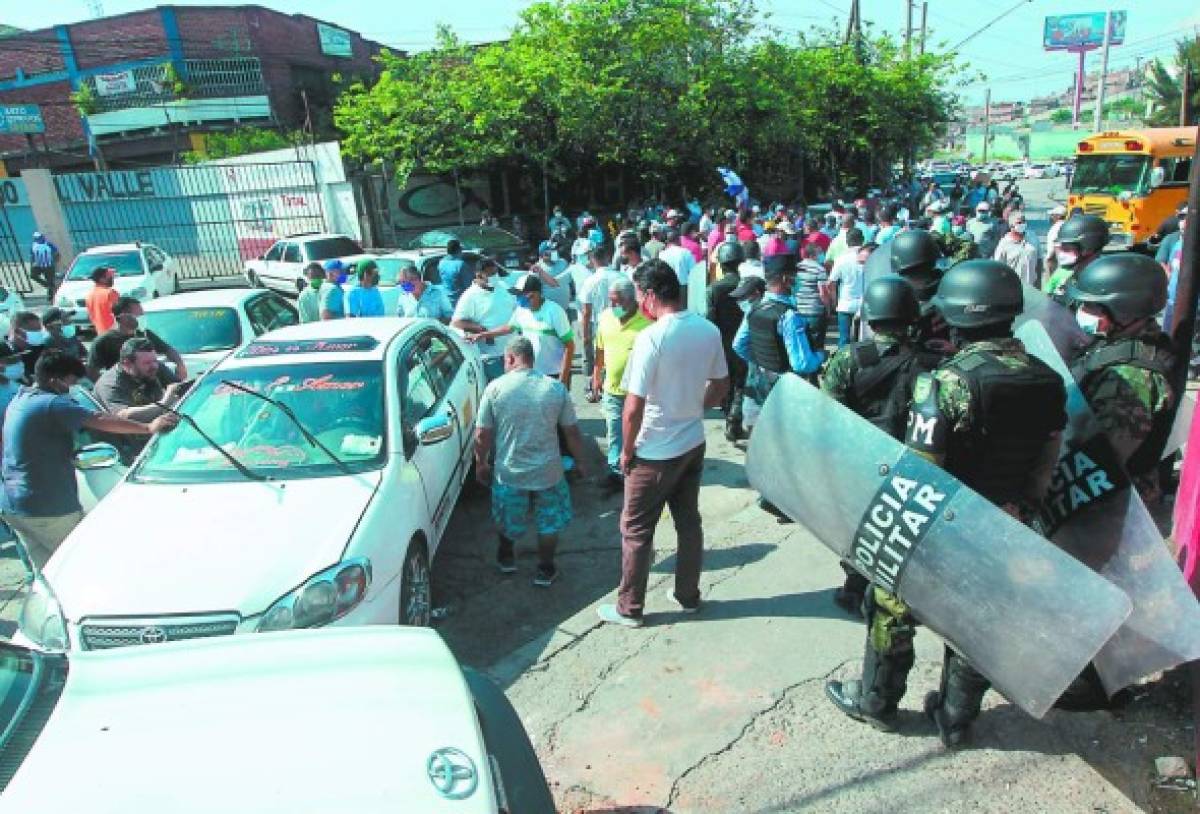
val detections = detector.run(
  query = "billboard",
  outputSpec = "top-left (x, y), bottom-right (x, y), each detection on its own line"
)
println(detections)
top-left (0, 104), bottom-right (44, 135)
top-left (1044, 11), bottom-right (1127, 51)
top-left (317, 22), bottom-right (353, 57)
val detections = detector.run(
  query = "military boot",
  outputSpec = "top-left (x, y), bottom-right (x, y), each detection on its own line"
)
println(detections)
top-left (924, 648), bottom-right (990, 748)
top-left (832, 566), bottom-right (869, 618)
top-left (825, 643), bottom-right (912, 732)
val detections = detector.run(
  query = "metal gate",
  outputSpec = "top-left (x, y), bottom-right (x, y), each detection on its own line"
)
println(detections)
top-left (0, 202), bottom-right (30, 294)
top-left (55, 161), bottom-right (326, 283)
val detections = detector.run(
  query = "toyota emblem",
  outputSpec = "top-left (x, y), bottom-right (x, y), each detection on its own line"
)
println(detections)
top-left (139, 626), bottom-right (168, 644)
top-left (426, 747), bottom-right (478, 800)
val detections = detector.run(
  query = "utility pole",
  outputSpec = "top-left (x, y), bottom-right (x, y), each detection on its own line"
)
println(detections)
top-left (1184, 70), bottom-right (1192, 127)
top-left (919, 2), bottom-right (928, 57)
top-left (982, 88), bottom-right (992, 165)
top-left (905, 0), bottom-right (914, 59)
top-left (1093, 10), bottom-right (1113, 133)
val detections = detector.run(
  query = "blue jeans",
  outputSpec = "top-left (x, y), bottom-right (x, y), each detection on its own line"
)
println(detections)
top-left (837, 312), bottom-right (856, 347)
top-left (601, 392), bottom-right (626, 475)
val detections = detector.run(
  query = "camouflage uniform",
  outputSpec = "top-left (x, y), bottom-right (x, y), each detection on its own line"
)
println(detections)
top-left (932, 231), bottom-right (978, 265)
top-left (819, 333), bottom-right (905, 403)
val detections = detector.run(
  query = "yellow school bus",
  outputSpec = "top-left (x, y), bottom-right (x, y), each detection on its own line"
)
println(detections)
top-left (1067, 126), bottom-right (1196, 250)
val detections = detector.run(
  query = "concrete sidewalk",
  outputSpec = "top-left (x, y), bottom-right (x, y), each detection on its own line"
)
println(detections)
top-left (489, 474), bottom-right (1193, 813)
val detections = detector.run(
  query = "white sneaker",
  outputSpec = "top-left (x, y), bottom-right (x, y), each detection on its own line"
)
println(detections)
top-left (596, 603), bottom-right (643, 627)
top-left (664, 588), bottom-right (701, 614)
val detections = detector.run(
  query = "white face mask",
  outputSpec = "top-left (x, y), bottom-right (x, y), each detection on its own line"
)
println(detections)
top-left (1076, 309), bottom-right (1104, 336)
top-left (1013, 223), bottom-right (1027, 234)
top-left (1056, 250), bottom-right (1079, 269)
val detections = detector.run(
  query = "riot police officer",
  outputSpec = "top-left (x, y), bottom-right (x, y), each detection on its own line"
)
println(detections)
top-left (826, 259), bottom-right (1067, 747)
top-left (867, 229), bottom-right (952, 351)
top-left (1043, 214), bottom-right (1109, 298)
top-left (1068, 252), bottom-right (1176, 499)
top-left (821, 276), bottom-right (929, 615)
top-left (708, 241), bottom-right (748, 440)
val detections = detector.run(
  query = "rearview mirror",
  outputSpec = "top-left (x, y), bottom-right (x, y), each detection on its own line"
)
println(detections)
top-left (415, 413), bottom-right (453, 446)
top-left (74, 442), bottom-right (120, 470)
top-left (1149, 167), bottom-right (1165, 188)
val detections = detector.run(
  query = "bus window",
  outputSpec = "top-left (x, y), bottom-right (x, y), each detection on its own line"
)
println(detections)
top-left (1071, 154), bottom-right (1150, 196)
top-left (1157, 157), bottom-right (1193, 186)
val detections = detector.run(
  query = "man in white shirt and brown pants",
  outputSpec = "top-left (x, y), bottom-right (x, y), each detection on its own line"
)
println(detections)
top-left (596, 259), bottom-right (729, 627)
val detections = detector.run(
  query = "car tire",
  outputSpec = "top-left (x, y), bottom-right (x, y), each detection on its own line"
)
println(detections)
top-left (247, 270), bottom-right (263, 289)
top-left (399, 539), bottom-right (432, 627)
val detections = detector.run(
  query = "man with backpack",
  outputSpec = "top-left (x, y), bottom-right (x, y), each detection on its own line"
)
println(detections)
top-left (819, 276), bottom-right (931, 616)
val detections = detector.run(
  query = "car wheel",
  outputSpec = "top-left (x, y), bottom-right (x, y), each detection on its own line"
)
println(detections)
top-left (247, 270), bottom-right (262, 289)
top-left (399, 539), bottom-right (431, 627)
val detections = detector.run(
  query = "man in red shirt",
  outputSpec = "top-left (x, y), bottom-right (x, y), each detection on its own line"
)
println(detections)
top-left (803, 218), bottom-right (832, 254)
top-left (85, 265), bottom-right (119, 334)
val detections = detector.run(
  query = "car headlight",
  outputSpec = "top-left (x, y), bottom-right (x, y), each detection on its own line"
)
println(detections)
top-left (56, 294), bottom-right (73, 307)
top-left (19, 576), bottom-right (68, 651)
top-left (256, 558), bottom-right (372, 632)
top-left (129, 287), bottom-right (147, 298)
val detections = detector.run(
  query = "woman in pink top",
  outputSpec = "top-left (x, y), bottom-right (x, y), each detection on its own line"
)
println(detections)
top-left (680, 222), bottom-right (704, 262)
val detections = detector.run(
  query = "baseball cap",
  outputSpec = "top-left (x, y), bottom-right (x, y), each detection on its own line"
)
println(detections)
top-left (538, 240), bottom-right (555, 255)
top-left (730, 276), bottom-right (766, 300)
top-left (1049, 204), bottom-right (1067, 217)
top-left (975, 202), bottom-right (990, 213)
top-left (763, 253), bottom-right (798, 277)
top-left (41, 306), bottom-right (75, 325)
top-left (323, 259), bottom-right (346, 272)
top-left (778, 221), bottom-right (797, 235)
top-left (356, 259), bottom-right (378, 275)
top-left (508, 273), bottom-right (543, 295)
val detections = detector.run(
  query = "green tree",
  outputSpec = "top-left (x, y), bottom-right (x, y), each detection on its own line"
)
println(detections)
top-left (1146, 36), bottom-right (1200, 126)
top-left (1049, 108), bottom-right (1073, 125)
top-left (182, 127), bottom-right (298, 163)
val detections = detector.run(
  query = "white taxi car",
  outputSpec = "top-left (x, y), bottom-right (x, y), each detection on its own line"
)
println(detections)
top-left (243, 232), bottom-right (375, 294)
top-left (20, 318), bottom-right (484, 652)
top-left (0, 628), bottom-right (555, 813)
top-left (54, 243), bottom-right (180, 330)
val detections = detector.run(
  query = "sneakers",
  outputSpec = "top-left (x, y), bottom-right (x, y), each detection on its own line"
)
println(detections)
top-left (663, 587), bottom-right (701, 613)
top-left (497, 551), bottom-right (517, 575)
top-left (596, 603), bottom-right (643, 627)
top-left (533, 563), bottom-right (558, 587)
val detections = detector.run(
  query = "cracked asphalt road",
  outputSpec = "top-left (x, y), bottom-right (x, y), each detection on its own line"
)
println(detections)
top-left (429, 269), bottom-right (1196, 812)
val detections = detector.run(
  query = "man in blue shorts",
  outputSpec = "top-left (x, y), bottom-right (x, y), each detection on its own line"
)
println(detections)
top-left (474, 337), bottom-right (588, 586)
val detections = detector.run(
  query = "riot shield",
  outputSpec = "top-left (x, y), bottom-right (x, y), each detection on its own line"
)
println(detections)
top-left (1016, 319), bottom-right (1200, 693)
top-left (687, 262), bottom-right (708, 315)
top-left (1014, 284), bottom-right (1091, 361)
top-left (746, 375), bottom-right (1131, 718)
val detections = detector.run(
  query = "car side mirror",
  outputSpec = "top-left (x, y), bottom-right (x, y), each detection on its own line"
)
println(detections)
top-left (1149, 167), bottom-right (1165, 189)
top-left (415, 413), bottom-right (454, 446)
top-left (74, 442), bottom-right (120, 471)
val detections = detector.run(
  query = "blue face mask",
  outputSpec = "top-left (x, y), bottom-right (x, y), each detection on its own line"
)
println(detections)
top-left (400, 281), bottom-right (416, 294)
top-left (61, 324), bottom-right (77, 339)
top-left (516, 295), bottom-right (532, 309)
top-left (335, 273), bottom-right (348, 285)
top-left (611, 306), bottom-right (627, 320)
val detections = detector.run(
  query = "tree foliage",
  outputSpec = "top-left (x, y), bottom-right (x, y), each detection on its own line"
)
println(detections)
top-left (182, 127), bottom-right (299, 163)
top-left (334, 0), bottom-right (961, 200)
top-left (1146, 36), bottom-right (1200, 127)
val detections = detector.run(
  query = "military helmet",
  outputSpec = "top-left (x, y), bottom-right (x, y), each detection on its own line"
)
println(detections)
top-left (862, 276), bottom-right (920, 324)
top-left (889, 229), bottom-right (942, 274)
top-left (1066, 251), bottom-right (1167, 325)
top-left (931, 259), bottom-right (1023, 328)
top-left (1055, 214), bottom-right (1109, 254)
top-left (716, 241), bottom-right (745, 267)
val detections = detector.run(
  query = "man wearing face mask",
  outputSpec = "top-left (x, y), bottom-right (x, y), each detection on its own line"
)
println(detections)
top-left (472, 273), bottom-right (574, 386)
top-left (319, 259), bottom-right (347, 321)
top-left (455, 258), bottom-right (515, 380)
top-left (397, 262), bottom-right (453, 323)
top-left (992, 210), bottom-right (1039, 287)
top-left (93, 337), bottom-right (190, 460)
top-left (1068, 252), bottom-right (1176, 501)
top-left (346, 259), bottom-right (386, 318)
top-left (86, 296), bottom-right (186, 383)
top-left (85, 265), bottom-right (119, 335)
top-left (0, 342), bottom-right (28, 421)
top-left (8, 312), bottom-right (48, 381)
top-left (1, 350), bottom-right (177, 569)
top-left (532, 241), bottom-right (573, 319)
top-left (296, 262), bottom-right (325, 323)
top-left (827, 260), bottom-right (1067, 746)
top-left (591, 277), bottom-right (652, 486)
top-left (41, 307), bottom-right (86, 360)
top-left (1042, 214), bottom-right (1109, 299)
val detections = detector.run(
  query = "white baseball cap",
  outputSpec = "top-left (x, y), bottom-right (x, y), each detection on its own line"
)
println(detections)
top-left (1049, 204), bottom-right (1067, 217)
top-left (975, 202), bottom-right (990, 213)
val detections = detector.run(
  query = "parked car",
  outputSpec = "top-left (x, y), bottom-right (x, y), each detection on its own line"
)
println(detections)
top-left (142, 288), bottom-right (299, 377)
top-left (406, 226), bottom-right (529, 269)
top-left (70, 386), bottom-right (128, 512)
top-left (55, 243), bottom-right (180, 331)
top-left (0, 628), bottom-right (555, 813)
top-left (20, 318), bottom-right (484, 653)
top-left (243, 233), bottom-right (375, 295)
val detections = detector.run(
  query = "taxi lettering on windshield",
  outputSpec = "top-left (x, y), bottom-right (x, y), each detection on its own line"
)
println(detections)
top-left (214, 375), bottom-right (367, 396)
top-left (238, 336), bottom-right (379, 357)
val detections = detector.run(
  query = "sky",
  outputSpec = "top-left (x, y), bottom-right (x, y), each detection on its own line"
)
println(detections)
top-left (6, 0), bottom-right (1199, 105)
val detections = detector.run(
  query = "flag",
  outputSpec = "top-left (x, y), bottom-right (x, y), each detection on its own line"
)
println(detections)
top-left (717, 167), bottom-right (749, 208)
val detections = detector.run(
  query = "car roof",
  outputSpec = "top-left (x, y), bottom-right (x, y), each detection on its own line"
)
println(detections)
top-left (79, 243), bottom-right (145, 254)
top-left (281, 233), bottom-right (355, 243)
top-left (141, 288), bottom-right (274, 311)
top-left (220, 316), bottom-right (425, 365)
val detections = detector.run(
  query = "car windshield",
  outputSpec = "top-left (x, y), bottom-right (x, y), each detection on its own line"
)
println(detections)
top-left (409, 227), bottom-right (521, 251)
top-left (374, 258), bottom-right (412, 287)
top-left (304, 237), bottom-right (363, 261)
top-left (67, 251), bottom-right (142, 280)
top-left (134, 360), bottom-right (386, 483)
top-left (143, 307), bottom-right (241, 355)
top-left (1070, 154), bottom-right (1151, 196)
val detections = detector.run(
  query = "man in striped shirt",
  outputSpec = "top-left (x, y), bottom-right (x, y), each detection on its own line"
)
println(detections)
top-left (794, 244), bottom-right (830, 354)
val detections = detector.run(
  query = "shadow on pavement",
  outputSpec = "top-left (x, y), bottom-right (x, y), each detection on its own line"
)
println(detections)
top-left (652, 541), bottom-right (776, 573)
top-left (696, 588), bottom-right (853, 624)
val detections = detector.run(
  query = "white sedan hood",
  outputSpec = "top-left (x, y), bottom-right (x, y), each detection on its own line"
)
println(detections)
top-left (47, 473), bottom-right (381, 620)
top-left (2, 628), bottom-right (497, 814)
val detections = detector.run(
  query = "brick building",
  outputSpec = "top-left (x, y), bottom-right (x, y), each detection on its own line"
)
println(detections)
top-left (0, 5), bottom-right (386, 172)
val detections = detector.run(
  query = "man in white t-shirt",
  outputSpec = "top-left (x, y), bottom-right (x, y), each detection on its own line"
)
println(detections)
top-left (579, 245), bottom-right (624, 398)
top-left (471, 273), bottom-right (575, 386)
top-left (452, 258), bottom-right (515, 380)
top-left (657, 227), bottom-right (696, 305)
top-left (596, 259), bottom-right (729, 628)
top-left (827, 228), bottom-right (866, 347)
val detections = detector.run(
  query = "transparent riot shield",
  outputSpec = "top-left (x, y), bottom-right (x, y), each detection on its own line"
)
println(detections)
top-left (687, 262), bottom-right (708, 316)
top-left (1014, 284), bottom-right (1091, 363)
top-left (746, 374), bottom-right (1131, 718)
top-left (1016, 319), bottom-right (1200, 693)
